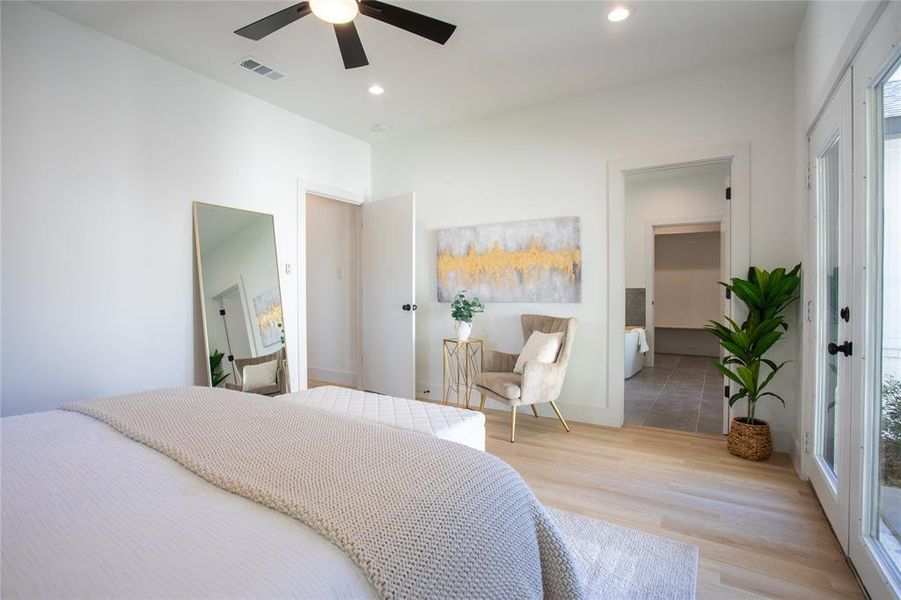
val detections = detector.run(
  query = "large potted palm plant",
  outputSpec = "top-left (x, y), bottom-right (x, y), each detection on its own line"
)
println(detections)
top-left (707, 264), bottom-right (801, 461)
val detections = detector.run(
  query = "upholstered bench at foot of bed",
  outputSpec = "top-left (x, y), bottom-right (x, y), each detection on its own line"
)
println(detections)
top-left (283, 386), bottom-right (486, 451)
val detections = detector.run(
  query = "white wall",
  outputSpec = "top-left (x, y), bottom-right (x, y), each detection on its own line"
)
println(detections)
top-left (654, 231), bottom-right (722, 329)
top-left (794, 1), bottom-right (871, 129)
top-left (624, 163), bottom-right (728, 290)
top-left (372, 52), bottom-right (798, 450)
top-left (306, 194), bottom-right (359, 385)
top-left (0, 3), bottom-right (370, 416)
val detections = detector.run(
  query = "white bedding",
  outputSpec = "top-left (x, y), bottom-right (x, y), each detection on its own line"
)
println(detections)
top-left (285, 386), bottom-right (486, 451)
top-left (1, 410), bottom-right (376, 599)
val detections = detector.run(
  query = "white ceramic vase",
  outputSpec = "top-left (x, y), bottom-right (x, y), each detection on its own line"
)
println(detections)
top-left (455, 320), bottom-right (472, 341)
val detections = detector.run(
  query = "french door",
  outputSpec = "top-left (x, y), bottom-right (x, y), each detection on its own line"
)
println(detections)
top-left (808, 73), bottom-right (854, 551)
top-left (847, 4), bottom-right (901, 597)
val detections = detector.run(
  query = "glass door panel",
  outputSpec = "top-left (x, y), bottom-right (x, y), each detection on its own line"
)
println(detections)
top-left (820, 136), bottom-right (842, 478)
top-left (871, 58), bottom-right (901, 578)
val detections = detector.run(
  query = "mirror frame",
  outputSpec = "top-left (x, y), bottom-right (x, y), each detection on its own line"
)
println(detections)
top-left (192, 201), bottom-right (286, 388)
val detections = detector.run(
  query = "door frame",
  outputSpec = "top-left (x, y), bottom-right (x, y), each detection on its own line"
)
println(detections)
top-left (211, 279), bottom-right (256, 356)
top-left (607, 143), bottom-right (751, 427)
top-left (297, 179), bottom-right (368, 390)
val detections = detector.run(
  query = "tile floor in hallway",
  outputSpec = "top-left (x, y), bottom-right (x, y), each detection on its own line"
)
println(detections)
top-left (624, 353), bottom-right (724, 434)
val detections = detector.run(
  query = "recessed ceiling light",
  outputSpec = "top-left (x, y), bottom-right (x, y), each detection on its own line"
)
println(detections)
top-left (371, 123), bottom-right (391, 133)
top-left (368, 84), bottom-right (385, 95)
top-left (607, 6), bottom-right (631, 22)
top-left (309, 0), bottom-right (358, 24)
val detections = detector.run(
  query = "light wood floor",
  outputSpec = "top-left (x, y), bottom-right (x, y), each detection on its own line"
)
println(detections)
top-left (306, 380), bottom-right (862, 597)
top-left (482, 408), bottom-right (863, 599)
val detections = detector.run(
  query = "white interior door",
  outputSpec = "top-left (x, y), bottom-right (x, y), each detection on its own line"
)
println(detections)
top-left (360, 193), bottom-right (416, 398)
top-left (808, 73), bottom-right (854, 551)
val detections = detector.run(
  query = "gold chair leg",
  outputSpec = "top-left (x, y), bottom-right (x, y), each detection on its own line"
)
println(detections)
top-left (549, 401), bottom-right (571, 432)
top-left (510, 406), bottom-right (517, 443)
top-left (530, 405), bottom-right (539, 418)
top-left (479, 392), bottom-right (486, 412)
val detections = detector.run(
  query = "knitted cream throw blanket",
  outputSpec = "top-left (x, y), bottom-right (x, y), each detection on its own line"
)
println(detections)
top-left (62, 387), bottom-right (584, 599)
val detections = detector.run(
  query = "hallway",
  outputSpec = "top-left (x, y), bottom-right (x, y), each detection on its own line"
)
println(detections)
top-left (624, 353), bottom-right (723, 434)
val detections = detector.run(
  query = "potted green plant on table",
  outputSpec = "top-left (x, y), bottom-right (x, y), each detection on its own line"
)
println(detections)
top-left (450, 290), bottom-right (484, 340)
top-left (707, 264), bottom-right (801, 461)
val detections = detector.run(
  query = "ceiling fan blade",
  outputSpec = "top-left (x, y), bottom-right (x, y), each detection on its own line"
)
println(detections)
top-left (334, 22), bottom-right (369, 69)
top-left (359, 1), bottom-right (456, 45)
top-left (234, 2), bottom-right (311, 41)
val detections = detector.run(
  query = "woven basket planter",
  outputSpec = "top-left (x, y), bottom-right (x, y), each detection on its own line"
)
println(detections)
top-left (727, 417), bottom-right (773, 461)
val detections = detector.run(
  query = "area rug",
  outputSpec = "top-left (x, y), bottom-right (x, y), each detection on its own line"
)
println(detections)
top-left (547, 507), bottom-right (698, 599)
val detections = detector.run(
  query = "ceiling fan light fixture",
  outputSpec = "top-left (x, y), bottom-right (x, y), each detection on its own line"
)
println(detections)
top-left (310, 0), bottom-right (359, 24)
top-left (607, 6), bottom-right (632, 22)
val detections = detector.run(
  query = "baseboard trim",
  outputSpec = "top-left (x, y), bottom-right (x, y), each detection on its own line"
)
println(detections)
top-left (418, 379), bottom-right (792, 452)
top-left (308, 367), bottom-right (356, 386)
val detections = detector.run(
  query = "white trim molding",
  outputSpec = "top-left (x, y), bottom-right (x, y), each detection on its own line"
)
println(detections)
top-left (296, 179), bottom-right (369, 392)
top-left (606, 143), bottom-right (751, 428)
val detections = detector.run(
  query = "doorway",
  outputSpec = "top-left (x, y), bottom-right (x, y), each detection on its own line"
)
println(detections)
top-left (211, 284), bottom-right (255, 382)
top-left (305, 193), bottom-right (361, 388)
top-left (622, 163), bottom-right (730, 433)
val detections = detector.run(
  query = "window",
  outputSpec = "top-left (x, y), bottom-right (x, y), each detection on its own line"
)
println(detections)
top-left (873, 58), bottom-right (901, 577)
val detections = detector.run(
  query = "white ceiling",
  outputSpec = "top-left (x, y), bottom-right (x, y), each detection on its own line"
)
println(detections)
top-left (38, 1), bottom-right (807, 142)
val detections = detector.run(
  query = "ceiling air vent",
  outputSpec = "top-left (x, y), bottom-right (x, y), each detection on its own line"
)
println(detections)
top-left (237, 57), bottom-right (285, 81)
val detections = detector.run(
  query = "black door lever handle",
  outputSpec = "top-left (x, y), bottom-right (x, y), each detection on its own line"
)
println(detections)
top-left (828, 341), bottom-right (852, 357)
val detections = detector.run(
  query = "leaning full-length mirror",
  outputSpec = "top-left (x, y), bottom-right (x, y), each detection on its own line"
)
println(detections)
top-left (194, 202), bottom-right (288, 395)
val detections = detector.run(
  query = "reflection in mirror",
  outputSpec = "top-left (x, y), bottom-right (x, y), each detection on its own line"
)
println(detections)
top-left (193, 203), bottom-right (288, 396)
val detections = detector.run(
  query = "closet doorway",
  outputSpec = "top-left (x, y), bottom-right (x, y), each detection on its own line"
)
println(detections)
top-left (622, 162), bottom-right (731, 434)
top-left (305, 193), bottom-right (361, 388)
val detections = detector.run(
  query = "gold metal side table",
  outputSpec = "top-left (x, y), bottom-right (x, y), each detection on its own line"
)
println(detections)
top-left (442, 338), bottom-right (483, 409)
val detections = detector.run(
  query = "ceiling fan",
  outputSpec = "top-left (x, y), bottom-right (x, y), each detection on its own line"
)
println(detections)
top-left (234, 0), bottom-right (457, 70)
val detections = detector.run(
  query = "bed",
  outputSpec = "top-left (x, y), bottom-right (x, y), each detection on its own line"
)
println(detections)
top-left (284, 385), bottom-right (486, 451)
top-left (2, 386), bottom-right (700, 599)
top-left (1, 387), bottom-right (581, 599)
top-left (2, 408), bottom-right (376, 598)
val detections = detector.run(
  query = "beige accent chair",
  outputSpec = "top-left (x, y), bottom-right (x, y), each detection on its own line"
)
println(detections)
top-left (474, 315), bottom-right (576, 443)
top-left (223, 347), bottom-right (289, 397)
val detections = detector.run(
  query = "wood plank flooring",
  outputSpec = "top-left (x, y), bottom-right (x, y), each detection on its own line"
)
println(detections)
top-left (482, 408), bottom-right (863, 599)
top-left (305, 380), bottom-right (861, 597)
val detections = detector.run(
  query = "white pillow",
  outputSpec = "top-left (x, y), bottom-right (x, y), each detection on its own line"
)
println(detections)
top-left (513, 331), bottom-right (564, 374)
top-left (242, 359), bottom-right (279, 392)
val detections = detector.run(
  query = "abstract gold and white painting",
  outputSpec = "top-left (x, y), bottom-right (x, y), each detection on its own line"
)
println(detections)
top-left (436, 217), bottom-right (582, 302)
top-left (252, 287), bottom-right (284, 348)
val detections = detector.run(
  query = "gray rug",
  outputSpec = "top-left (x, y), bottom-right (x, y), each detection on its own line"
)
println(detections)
top-left (548, 507), bottom-right (698, 599)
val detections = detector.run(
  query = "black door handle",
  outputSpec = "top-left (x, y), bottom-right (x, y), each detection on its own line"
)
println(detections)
top-left (840, 306), bottom-right (850, 322)
top-left (402, 304), bottom-right (417, 312)
top-left (828, 341), bottom-right (853, 356)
